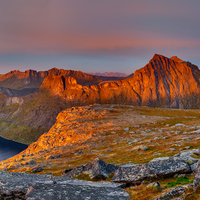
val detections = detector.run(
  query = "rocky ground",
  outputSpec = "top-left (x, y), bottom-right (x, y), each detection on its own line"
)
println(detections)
top-left (1, 104), bottom-right (200, 199)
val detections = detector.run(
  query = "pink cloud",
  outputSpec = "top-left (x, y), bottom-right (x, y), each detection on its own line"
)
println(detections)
top-left (0, 0), bottom-right (199, 56)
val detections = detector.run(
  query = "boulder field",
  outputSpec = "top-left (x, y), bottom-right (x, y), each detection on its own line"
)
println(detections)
top-left (1, 156), bottom-right (200, 199)
top-left (1, 104), bottom-right (200, 199)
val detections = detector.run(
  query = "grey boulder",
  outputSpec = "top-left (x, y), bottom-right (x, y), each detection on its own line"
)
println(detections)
top-left (26, 183), bottom-right (130, 200)
top-left (154, 186), bottom-right (185, 200)
top-left (63, 158), bottom-right (119, 179)
top-left (113, 159), bottom-right (191, 185)
top-left (150, 149), bottom-right (200, 173)
top-left (193, 165), bottom-right (200, 191)
top-left (0, 170), bottom-right (129, 200)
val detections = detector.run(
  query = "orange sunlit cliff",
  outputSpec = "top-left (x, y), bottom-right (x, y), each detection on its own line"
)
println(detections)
top-left (38, 54), bottom-right (200, 109)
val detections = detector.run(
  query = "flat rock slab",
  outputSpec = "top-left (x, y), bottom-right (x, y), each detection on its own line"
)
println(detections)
top-left (0, 171), bottom-right (52, 194)
top-left (26, 183), bottom-right (130, 200)
top-left (0, 170), bottom-right (129, 199)
top-left (55, 177), bottom-right (126, 188)
top-left (113, 160), bottom-right (191, 185)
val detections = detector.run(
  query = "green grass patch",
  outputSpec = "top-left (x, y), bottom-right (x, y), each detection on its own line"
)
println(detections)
top-left (0, 121), bottom-right (45, 143)
top-left (164, 176), bottom-right (193, 189)
top-left (74, 173), bottom-right (91, 181)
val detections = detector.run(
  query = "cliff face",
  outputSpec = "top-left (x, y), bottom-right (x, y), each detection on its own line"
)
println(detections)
top-left (126, 54), bottom-right (200, 107)
top-left (0, 68), bottom-right (101, 90)
top-left (38, 54), bottom-right (200, 108)
top-left (40, 75), bottom-right (78, 96)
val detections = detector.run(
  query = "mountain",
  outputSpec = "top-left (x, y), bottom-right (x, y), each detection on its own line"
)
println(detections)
top-left (90, 72), bottom-right (128, 81)
top-left (0, 54), bottom-right (200, 144)
top-left (39, 54), bottom-right (200, 108)
top-left (125, 54), bottom-right (200, 107)
top-left (132, 54), bottom-right (200, 107)
top-left (0, 68), bottom-right (101, 90)
top-left (90, 72), bottom-right (127, 77)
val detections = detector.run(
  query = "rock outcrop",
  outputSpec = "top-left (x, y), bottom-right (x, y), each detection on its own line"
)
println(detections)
top-left (40, 75), bottom-right (78, 96)
top-left (0, 170), bottom-right (129, 200)
top-left (23, 104), bottom-right (162, 152)
top-left (193, 166), bottom-right (200, 191)
top-left (26, 183), bottom-right (130, 200)
top-left (112, 159), bottom-right (191, 185)
top-left (155, 186), bottom-right (185, 200)
top-left (150, 149), bottom-right (200, 172)
top-left (63, 159), bottom-right (119, 179)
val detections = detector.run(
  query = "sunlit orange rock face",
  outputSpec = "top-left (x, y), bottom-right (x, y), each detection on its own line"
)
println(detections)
top-left (39, 54), bottom-right (200, 108)
top-left (128, 54), bottom-right (200, 107)
top-left (25, 106), bottom-right (108, 153)
top-left (40, 75), bottom-right (78, 96)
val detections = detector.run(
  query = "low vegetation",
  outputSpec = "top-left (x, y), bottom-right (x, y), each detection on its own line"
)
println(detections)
top-left (1, 104), bottom-right (200, 199)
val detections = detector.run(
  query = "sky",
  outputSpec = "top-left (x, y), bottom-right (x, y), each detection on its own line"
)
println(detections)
top-left (0, 0), bottom-right (200, 75)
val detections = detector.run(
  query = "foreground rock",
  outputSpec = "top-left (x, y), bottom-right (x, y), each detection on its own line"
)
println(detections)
top-left (63, 159), bottom-right (119, 179)
top-left (0, 170), bottom-right (129, 200)
top-left (193, 165), bottom-right (200, 191)
top-left (151, 149), bottom-right (200, 172)
top-left (113, 159), bottom-right (191, 185)
top-left (26, 183), bottom-right (129, 200)
top-left (155, 186), bottom-right (185, 200)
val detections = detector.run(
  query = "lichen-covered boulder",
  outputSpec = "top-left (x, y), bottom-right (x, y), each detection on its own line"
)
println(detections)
top-left (26, 183), bottom-right (130, 200)
top-left (63, 158), bottom-right (119, 179)
top-left (0, 170), bottom-right (129, 200)
top-left (113, 159), bottom-right (191, 185)
top-left (193, 166), bottom-right (200, 191)
top-left (154, 186), bottom-right (185, 200)
top-left (150, 149), bottom-right (200, 173)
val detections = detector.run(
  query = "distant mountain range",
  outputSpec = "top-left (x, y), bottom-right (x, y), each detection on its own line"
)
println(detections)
top-left (0, 68), bottom-right (101, 90)
top-left (90, 72), bottom-right (128, 77)
top-left (0, 54), bottom-right (200, 143)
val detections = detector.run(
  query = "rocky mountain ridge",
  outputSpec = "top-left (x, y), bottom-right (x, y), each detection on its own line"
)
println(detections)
top-left (0, 67), bottom-right (101, 90)
top-left (38, 54), bottom-right (200, 109)
top-left (90, 72), bottom-right (128, 77)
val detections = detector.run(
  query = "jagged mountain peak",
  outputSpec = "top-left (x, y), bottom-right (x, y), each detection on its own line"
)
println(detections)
top-left (170, 56), bottom-right (184, 63)
top-left (142, 54), bottom-right (199, 73)
top-left (152, 53), bottom-right (168, 60)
